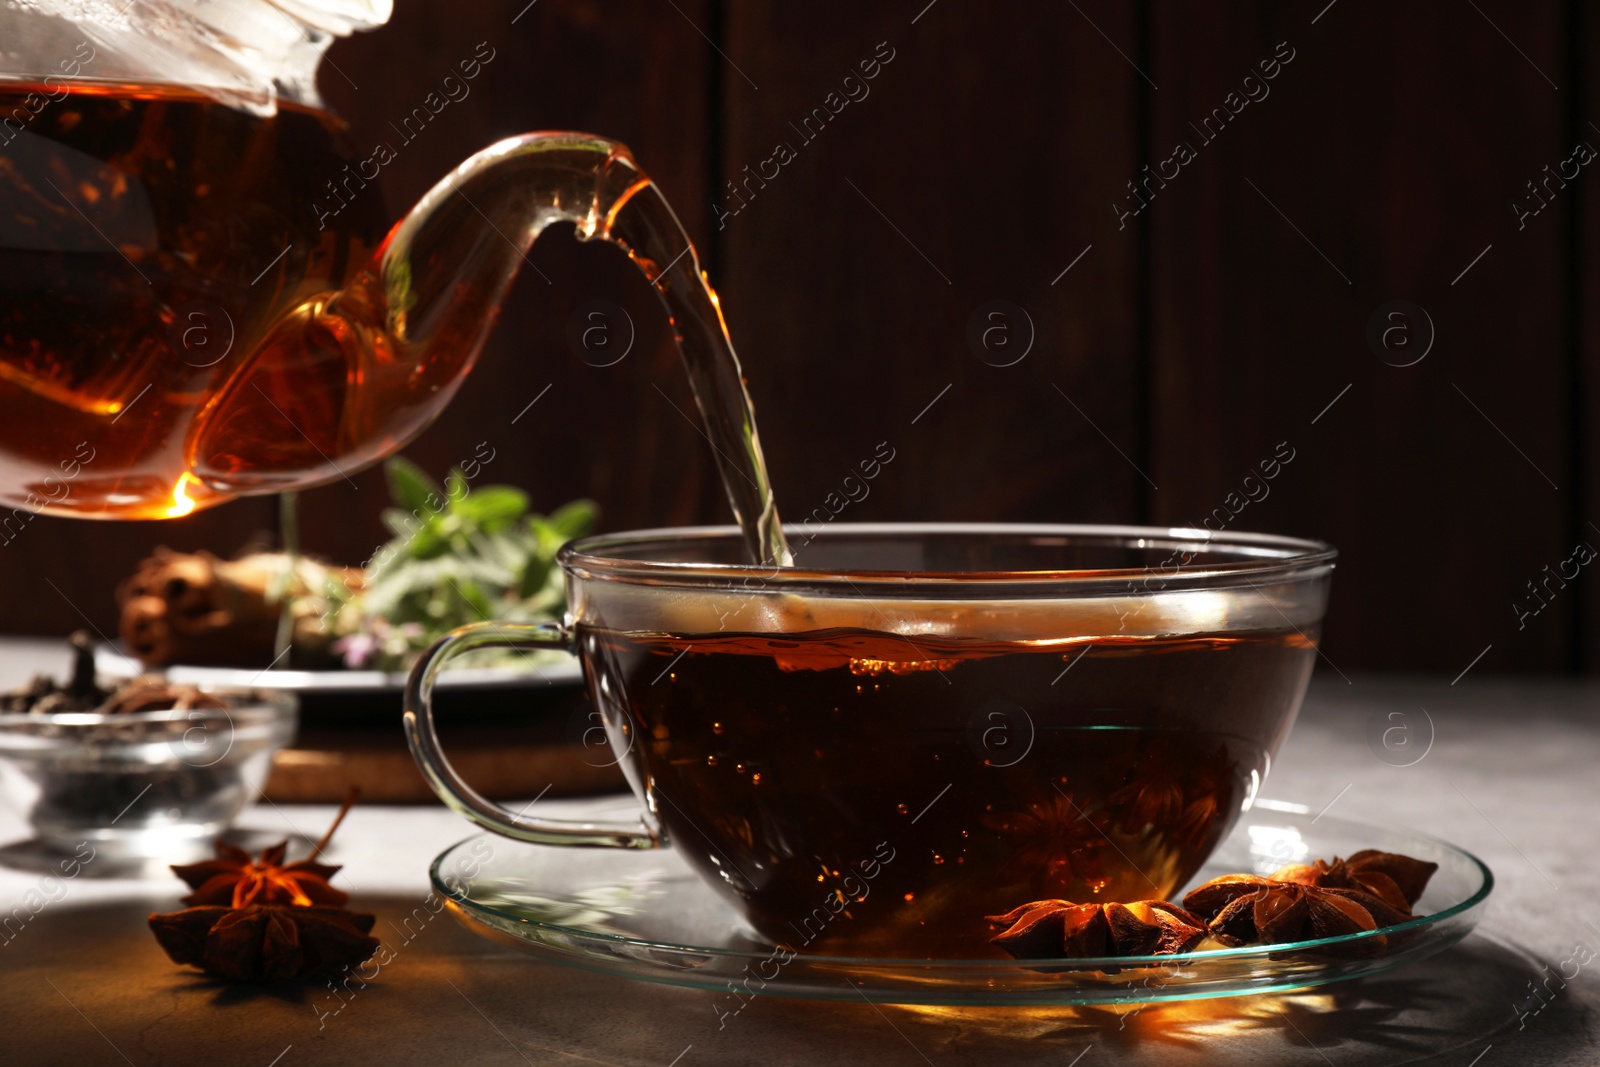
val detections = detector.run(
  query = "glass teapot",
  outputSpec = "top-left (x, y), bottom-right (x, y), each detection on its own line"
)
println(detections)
top-left (0, 0), bottom-right (779, 558)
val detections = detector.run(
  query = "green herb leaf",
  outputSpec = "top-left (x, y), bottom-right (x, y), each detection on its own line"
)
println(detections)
top-left (408, 522), bottom-right (450, 560)
top-left (517, 548), bottom-right (554, 600)
top-left (381, 507), bottom-right (423, 540)
top-left (338, 457), bottom-right (598, 670)
top-left (455, 486), bottom-right (529, 532)
top-left (386, 457), bottom-right (442, 515)
top-left (547, 499), bottom-right (598, 541)
top-left (444, 469), bottom-right (469, 508)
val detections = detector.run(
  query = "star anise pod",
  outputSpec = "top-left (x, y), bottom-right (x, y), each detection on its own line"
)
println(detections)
top-left (172, 840), bottom-right (347, 908)
top-left (148, 906), bottom-right (379, 981)
top-left (1172, 793), bottom-right (1222, 850)
top-left (986, 898), bottom-right (1208, 960)
top-left (150, 789), bottom-right (376, 983)
top-left (169, 789), bottom-right (359, 908)
top-left (1182, 851), bottom-right (1433, 957)
top-left (978, 789), bottom-right (1110, 888)
top-left (1108, 776), bottom-right (1186, 837)
top-left (1270, 850), bottom-right (1437, 911)
top-left (1105, 740), bottom-right (1237, 857)
top-left (1241, 884), bottom-right (1404, 956)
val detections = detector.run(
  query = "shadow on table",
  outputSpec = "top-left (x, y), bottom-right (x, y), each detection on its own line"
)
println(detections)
top-left (850, 934), bottom-right (1580, 1065)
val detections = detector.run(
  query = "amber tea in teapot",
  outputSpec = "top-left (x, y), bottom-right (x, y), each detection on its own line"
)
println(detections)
top-left (0, 81), bottom-right (388, 518)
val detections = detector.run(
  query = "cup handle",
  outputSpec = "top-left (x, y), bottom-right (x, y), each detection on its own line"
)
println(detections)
top-left (403, 620), bottom-right (660, 849)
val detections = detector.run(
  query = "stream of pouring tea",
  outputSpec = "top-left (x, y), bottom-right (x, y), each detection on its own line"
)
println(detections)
top-left (596, 178), bottom-right (794, 567)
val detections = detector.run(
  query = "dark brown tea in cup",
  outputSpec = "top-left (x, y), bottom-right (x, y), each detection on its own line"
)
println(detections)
top-left (583, 623), bottom-right (1317, 955)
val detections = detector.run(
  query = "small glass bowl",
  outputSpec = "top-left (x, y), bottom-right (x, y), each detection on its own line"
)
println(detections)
top-left (0, 689), bottom-right (296, 858)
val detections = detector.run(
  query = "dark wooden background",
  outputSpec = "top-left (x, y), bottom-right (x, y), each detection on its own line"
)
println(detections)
top-left (3, 0), bottom-right (1593, 677)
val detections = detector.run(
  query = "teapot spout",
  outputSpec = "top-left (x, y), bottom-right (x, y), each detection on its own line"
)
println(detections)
top-left (188, 134), bottom-right (651, 493)
top-left (377, 132), bottom-right (653, 353)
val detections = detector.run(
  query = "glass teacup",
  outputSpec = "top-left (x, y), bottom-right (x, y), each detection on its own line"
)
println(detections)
top-left (404, 523), bottom-right (1334, 956)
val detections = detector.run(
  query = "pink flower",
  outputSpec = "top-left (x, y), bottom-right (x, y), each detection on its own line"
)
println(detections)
top-left (333, 632), bottom-right (378, 669)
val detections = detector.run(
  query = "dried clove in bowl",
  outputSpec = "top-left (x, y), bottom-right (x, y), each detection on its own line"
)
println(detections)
top-left (0, 634), bottom-right (296, 857)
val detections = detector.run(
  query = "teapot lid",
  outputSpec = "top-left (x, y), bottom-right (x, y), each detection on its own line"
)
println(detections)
top-left (0, 0), bottom-right (392, 113)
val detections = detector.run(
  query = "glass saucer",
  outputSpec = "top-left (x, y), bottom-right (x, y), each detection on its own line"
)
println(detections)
top-left (430, 799), bottom-right (1492, 1006)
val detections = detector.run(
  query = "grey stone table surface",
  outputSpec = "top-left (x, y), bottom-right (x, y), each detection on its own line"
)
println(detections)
top-left (0, 636), bottom-right (1596, 1066)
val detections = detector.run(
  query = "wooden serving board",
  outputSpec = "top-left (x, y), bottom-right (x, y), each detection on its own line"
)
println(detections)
top-left (264, 724), bottom-right (625, 803)
top-left (262, 674), bottom-right (625, 803)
